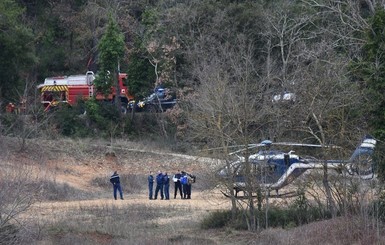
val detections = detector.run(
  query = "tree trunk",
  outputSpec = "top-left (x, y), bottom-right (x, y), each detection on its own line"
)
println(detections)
top-left (323, 163), bottom-right (336, 217)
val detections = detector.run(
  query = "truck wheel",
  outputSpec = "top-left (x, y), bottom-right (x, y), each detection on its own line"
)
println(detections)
top-left (121, 103), bottom-right (128, 114)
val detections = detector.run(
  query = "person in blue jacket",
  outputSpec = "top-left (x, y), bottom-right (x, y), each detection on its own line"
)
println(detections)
top-left (180, 171), bottom-right (188, 199)
top-left (163, 172), bottom-right (170, 200)
top-left (148, 171), bottom-right (154, 200)
top-left (110, 171), bottom-right (123, 200)
top-left (154, 171), bottom-right (164, 200)
top-left (180, 171), bottom-right (196, 199)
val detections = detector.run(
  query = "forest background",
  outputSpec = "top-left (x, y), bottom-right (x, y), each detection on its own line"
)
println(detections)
top-left (2, 0), bottom-right (385, 244)
top-left (1, 0), bottom-right (385, 142)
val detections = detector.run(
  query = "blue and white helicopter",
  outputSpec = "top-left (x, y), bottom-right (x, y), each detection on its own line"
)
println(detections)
top-left (219, 135), bottom-right (377, 198)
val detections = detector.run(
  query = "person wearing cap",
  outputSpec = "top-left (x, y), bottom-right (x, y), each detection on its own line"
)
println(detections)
top-left (154, 171), bottom-right (164, 200)
top-left (173, 170), bottom-right (183, 199)
top-left (180, 171), bottom-right (196, 199)
top-left (163, 172), bottom-right (170, 200)
top-left (110, 171), bottom-right (124, 200)
top-left (180, 171), bottom-right (188, 199)
top-left (186, 174), bottom-right (196, 199)
top-left (148, 171), bottom-right (154, 200)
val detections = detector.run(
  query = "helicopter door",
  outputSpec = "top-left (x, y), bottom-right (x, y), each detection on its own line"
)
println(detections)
top-left (284, 153), bottom-right (290, 167)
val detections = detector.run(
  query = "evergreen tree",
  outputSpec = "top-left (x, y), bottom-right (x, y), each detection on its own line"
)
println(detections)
top-left (127, 38), bottom-right (156, 98)
top-left (351, 8), bottom-right (385, 141)
top-left (0, 0), bottom-right (35, 101)
top-left (94, 14), bottom-right (125, 113)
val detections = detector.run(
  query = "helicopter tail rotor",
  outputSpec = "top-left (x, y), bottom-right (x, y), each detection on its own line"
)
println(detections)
top-left (348, 135), bottom-right (377, 179)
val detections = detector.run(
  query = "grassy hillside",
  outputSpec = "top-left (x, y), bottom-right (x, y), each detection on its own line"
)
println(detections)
top-left (1, 137), bottom-right (385, 244)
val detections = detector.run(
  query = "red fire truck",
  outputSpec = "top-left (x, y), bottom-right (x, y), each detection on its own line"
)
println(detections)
top-left (37, 71), bottom-right (134, 112)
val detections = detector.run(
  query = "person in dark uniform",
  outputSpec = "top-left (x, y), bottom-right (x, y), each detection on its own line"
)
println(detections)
top-left (180, 171), bottom-right (196, 199)
top-left (186, 178), bottom-right (192, 199)
top-left (110, 171), bottom-right (123, 200)
top-left (180, 171), bottom-right (188, 199)
top-left (154, 171), bottom-right (164, 200)
top-left (148, 171), bottom-right (154, 200)
top-left (186, 174), bottom-right (196, 199)
top-left (173, 170), bottom-right (183, 199)
top-left (163, 172), bottom-right (170, 200)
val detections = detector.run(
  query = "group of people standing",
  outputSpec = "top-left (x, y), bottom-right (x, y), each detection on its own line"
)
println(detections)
top-left (148, 170), bottom-right (196, 200)
top-left (109, 170), bottom-right (196, 201)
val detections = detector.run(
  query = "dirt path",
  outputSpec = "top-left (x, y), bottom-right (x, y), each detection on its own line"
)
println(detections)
top-left (31, 191), bottom-right (230, 212)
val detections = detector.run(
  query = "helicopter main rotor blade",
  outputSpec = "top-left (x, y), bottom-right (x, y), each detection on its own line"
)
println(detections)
top-left (271, 142), bottom-right (341, 148)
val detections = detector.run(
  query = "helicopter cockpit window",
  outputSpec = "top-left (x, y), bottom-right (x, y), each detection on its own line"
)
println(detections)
top-left (155, 88), bottom-right (165, 99)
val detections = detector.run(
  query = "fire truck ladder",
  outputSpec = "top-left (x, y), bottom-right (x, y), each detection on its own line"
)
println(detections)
top-left (88, 85), bottom-right (94, 97)
top-left (86, 71), bottom-right (94, 97)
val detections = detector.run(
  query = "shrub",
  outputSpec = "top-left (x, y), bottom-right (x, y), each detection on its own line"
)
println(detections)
top-left (48, 99), bottom-right (129, 138)
top-left (38, 180), bottom-right (87, 201)
top-left (200, 201), bottom-right (330, 231)
top-left (370, 192), bottom-right (385, 222)
top-left (264, 207), bottom-right (290, 228)
top-left (51, 104), bottom-right (90, 137)
top-left (0, 224), bottom-right (18, 244)
top-left (200, 210), bottom-right (232, 229)
top-left (261, 205), bottom-right (329, 229)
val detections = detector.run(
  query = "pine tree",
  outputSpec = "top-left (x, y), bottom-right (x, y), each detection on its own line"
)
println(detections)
top-left (95, 14), bottom-right (125, 114)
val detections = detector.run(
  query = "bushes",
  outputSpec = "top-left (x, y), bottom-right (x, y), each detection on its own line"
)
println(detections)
top-left (0, 224), bottom-right (18, 245)
top-left (49, 99), bottom-right (123, 138)
top-left (262, 205), bottom-right (330, 229)
top-left (200, 203), bottom-right (330, 230)
top-left (0, 166), bottom-right (41, 244)
top-left (47, 99), bottom-right (178, 140)
top-left (51, 103), bottom-right (91, 137)
top-left (200, 210), bottom-right (232, 229)
top-left (370, 192), bottom-right (385, 222)
top-left (38, 180), bottom-right (88, 201)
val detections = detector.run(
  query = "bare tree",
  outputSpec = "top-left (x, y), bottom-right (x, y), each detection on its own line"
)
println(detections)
top-left (302, 0), bottom-right (379, 59)
top-left (0, 164), bottom-right (42, 244)
top-left (186, 31), bottom-right (273, 231)
top-left (258, 1), bottom-right (370, 218)
top-left (2, 72), bottom-right (54, 152)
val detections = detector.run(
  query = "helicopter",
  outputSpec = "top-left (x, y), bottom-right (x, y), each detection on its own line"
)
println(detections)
top-left (218, 135), bottom-right (377, 198)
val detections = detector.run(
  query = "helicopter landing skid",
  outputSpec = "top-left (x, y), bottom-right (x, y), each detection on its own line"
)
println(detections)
top-left (221, 190), bottom-right (298, 199)
top-left (268, 191), bottom-right (298, 198)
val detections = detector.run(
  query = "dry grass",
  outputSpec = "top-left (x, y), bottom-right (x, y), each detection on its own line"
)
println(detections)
top-left (2, 137), bottom-right (385, 244)
top-left (25, 194), bottom-right (228, 244)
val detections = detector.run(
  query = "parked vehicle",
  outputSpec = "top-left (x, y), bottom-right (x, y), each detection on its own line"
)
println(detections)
top-left (128, 87), bottom-right (176, 112)
top-left (37, 71), bottom-right (134, 112)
